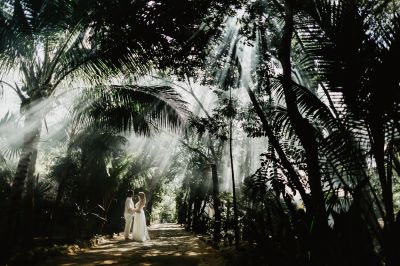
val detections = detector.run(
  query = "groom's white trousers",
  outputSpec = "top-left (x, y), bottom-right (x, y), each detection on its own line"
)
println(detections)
top-left (124, 214), bottom-right (133, 238)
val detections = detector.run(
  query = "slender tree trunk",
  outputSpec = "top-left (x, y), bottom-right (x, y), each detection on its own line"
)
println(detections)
top-left (178, 192), bottom-right (188, 225)
top-left (186, 197), bottom-right (194, 231)
top-left (381, 127), bottom-right (397, 265)
top-left (192, 196), bottom-right (202, 232)
top-left (229, 117), bottom-right (240, 249)
top-left (279, 0), bottom-right (328, 263)
top-left (211, 164), bottom-right (222, 243)
top-left (227, 89), bottom-right (238, 245)
top-left (244, 86), bottom-right (309, 205)
top-left (145, 198), bottom-right (153, 226)
top-left (242, 138), bottom-right (252, 178)
top-left (369, 121), bottom-right (396, 265)
top-left (370, 122), bottom-right (394, 227)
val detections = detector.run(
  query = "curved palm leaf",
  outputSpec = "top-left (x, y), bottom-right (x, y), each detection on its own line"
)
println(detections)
top-left (75, 85), bottom-right (189, 135)
top-left (0, 0), bottom-right (151, 98)
top-left (0, 111), bottom-right (22, 161)
top-left (293, 0), bottom-right (399, 226)
top-left (295, 0), bottom-right (400, 128)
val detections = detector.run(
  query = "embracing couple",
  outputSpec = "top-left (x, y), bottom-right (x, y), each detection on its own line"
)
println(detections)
top-left (124, 190), bottom-right (150, 242)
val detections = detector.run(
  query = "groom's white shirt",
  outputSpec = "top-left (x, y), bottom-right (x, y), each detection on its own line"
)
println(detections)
top-left (124, 196), bottom-right (134, 217)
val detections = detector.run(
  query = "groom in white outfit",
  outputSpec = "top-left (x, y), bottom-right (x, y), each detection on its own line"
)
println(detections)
top-left (124, 190), bottom-right (134, 240)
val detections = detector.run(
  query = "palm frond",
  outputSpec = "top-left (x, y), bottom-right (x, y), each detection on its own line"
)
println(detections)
top-left (0, 111), bottom-right (22, 160)
top-left (295, 0), bottom-right (399, 120)
top-left (0, 0), bottom-right (151, 97)
top-left (72, 128), bottom-right (127, 156)
top-left (75, 85), bottom-right (189, 135)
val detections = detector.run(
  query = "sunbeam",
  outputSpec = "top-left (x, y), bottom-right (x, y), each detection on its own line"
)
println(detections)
top-left (1, 1), bottom-right (399, 265)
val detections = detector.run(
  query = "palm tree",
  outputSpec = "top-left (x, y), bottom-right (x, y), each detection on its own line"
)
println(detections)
top-left (51, 84), bottom-right (188, 220)
top-left (76, 85), bottom-right (188, 135)
top-left (203, 0), bottom-right (399, 264)
top-left (0, 0), bottom-right (191, 246)
top-left (292, 1), bottom-right (400, 263)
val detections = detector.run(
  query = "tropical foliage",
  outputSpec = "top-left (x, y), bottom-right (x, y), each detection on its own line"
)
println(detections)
top-left (0, 0), bottom-right (399, 265)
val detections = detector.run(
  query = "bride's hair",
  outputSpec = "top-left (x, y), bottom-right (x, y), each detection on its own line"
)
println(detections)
top-left (138, 192), bottom-right (146, 207)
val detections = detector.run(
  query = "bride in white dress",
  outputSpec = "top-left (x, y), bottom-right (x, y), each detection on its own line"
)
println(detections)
top-left (132, 192), bottom-right (150, 242)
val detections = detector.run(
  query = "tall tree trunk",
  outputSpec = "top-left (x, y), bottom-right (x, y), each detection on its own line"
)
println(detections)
top-left (24, 147), bottom-right (39, 246)
top-left (186, 196), bottom-right (194, 231)
top-left (211, 164), bottom-right (222, 243)
top-left (178, 192), bottom-right (188, 225)
top-left (244, 86), bottom-right (309, 206)
top-left (146, 194), bottom-right (154, 226)
top-left (192, 195), bottom-right (202, 232)
top-left (380, 126), bottom-right (398, 265)
top-left (370, 121), bottom-right (394, 227)
top-left (279, 0), bottom-right (328, 262)
top-left (5, 108), bottom-right (42, 247)
top-left (242, 138), bottom-right (252, 178)
top-left (229, 116), bottom-right (240, 249)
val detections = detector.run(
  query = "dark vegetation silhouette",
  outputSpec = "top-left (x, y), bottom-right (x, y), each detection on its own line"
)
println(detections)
top-left (0, 0), bottom-right (399, 265)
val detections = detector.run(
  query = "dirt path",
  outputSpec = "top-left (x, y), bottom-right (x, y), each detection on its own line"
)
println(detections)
top-left (44, 223), bottom-right (224, 266)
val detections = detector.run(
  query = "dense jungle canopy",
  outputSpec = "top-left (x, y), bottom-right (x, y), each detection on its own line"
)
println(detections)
top-left (0, 0), bottom-right (399, 265)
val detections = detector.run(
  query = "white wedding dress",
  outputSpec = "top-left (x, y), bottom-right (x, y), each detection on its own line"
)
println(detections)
top-left (132, 202), bottom-right (150, 242)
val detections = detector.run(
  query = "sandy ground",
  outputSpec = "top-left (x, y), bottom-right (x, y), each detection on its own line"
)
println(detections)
top-left (43, 223), bottom-right (224, 266)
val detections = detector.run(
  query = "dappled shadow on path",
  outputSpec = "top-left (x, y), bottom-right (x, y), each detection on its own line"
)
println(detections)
top-left (44, 223), bottom-right (223, 266)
